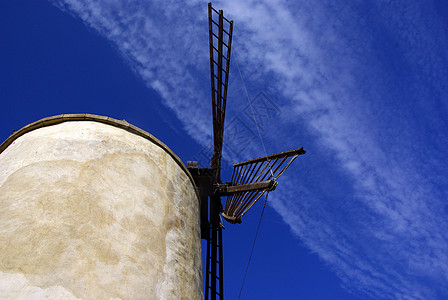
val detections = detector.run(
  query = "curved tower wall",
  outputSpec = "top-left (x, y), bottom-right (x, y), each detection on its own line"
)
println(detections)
top-left (0, 115), bottom-right (202, 299)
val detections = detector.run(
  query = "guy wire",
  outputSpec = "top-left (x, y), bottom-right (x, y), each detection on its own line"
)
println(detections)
top-left (233, 49), bottom-right (275, 178)
top-left (237, 192), bottom-right (269, 300)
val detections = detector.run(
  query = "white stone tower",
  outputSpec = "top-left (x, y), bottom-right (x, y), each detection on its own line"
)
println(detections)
top-left (0, 114), bottom-right (202, 299)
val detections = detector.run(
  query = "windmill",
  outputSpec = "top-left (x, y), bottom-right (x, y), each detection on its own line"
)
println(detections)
top-left (0, 2), bottom-right (306, 299)
top-left (188, 3), bottom-right (306, 299)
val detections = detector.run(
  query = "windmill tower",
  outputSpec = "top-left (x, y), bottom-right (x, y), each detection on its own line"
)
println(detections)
top-left (187, 3), bottom-right (306, 299)
top-left (0, 115), bottom-right (202, 299)
top-left (0, 3), bottom-right (305, 300)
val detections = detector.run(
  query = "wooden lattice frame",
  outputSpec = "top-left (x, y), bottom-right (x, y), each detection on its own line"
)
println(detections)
top-left (222, 148), bottom-right (305, 223)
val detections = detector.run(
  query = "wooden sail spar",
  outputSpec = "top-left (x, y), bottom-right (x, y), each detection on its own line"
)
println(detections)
top-left (209, 3), bottom-right (233, 183)
top-left (205, 3), bottom-right (233, 300)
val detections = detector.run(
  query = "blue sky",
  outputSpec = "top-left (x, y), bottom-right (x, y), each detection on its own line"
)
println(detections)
top-left (1, 1), bottom-right (448, 299)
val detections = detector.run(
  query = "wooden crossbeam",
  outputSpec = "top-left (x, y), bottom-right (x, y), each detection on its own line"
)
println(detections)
top-left (233, 147), bottom-right (305, 167)
top-left (216, 180), bottom-right (277, 196)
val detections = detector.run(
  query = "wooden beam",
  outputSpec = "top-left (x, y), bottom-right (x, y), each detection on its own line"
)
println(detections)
top-left (233, 147), bottom-right (305, 167)
top-left (216, 180), bottom-right (277, 196)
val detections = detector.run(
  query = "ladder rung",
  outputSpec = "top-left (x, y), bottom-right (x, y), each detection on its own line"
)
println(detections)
top-left (212, 46), bottom-right (229, 60)
top-left (213, 75), bottom-right (228, 87)
top-left (213, 76), bottom-right (229, 86)
top-left (210, 6), bottom-right (232, 23)
top-left (213, 59), bottom-right (229, 70)
top-left (210, 6), bottom-right (220, 15)
top-left (211, 19), bottom-right (219, 27)
top-left (211, 32), bottom-right (229, 48)
top-left (212, 102), bottom-right (224, 112)
top-left (213, 94), bottom-right (227, 103)
top-left (213, 60), bottom-right (229, 71)
top-left (213, 78), bottom-right (228, 87)
top-left (213, 73), bottom-right (228, 81)
top-left (211, 20), bottom-right (231, 36)
top-left (222, 27), bottom-right (231, 36)
top-left (213, 89), bottom-right (228, 98)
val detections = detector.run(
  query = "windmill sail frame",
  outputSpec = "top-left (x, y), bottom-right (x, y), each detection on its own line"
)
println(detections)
top-left (221, 148), bottom-right (306, 224)
top-left (209, 3), bottom-right (233, 183)
top-left (187, 3), bottom-right (306, 299)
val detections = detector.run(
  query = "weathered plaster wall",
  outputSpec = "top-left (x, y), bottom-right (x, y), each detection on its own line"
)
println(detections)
top-left (0, 121), bottom-right (202, 299)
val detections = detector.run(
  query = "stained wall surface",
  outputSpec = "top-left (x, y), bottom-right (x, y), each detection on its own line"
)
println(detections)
top-left (0, 119), bottom-right (202, 299)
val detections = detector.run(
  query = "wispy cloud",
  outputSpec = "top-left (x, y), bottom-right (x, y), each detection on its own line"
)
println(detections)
top-left (50, 0), bottom-right (448, 298)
